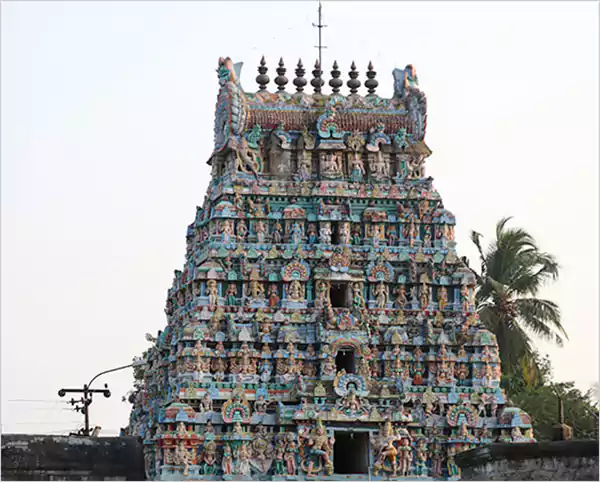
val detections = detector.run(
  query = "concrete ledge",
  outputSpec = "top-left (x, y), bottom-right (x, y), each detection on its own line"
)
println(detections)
top-left (1, 434), bottom-right (145, 481)
top-left (456, 441), bottom-right (599, 481)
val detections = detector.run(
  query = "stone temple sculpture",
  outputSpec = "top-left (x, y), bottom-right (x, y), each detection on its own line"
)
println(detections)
top-left (126, 56), bottom-right (535, 481)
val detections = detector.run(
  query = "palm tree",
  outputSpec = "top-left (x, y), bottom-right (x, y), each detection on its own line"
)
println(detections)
top-left (469, 217), bottom-right (567, 375)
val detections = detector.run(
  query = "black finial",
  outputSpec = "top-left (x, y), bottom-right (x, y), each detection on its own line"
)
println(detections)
top-left (293, 59), bottom-right (307, 93)
top-left (256, 56), bottom-right (269, 91)
top-left (274, 57), bottom-right (288, 92)
top-left (347, 61), bottom-right (361, 95)
top-left (365, 61), bottom-right (378, 95)
top-left (329, 60), bottom-right (343, 94)
top-left (311, 59), bottom-right (325, 95)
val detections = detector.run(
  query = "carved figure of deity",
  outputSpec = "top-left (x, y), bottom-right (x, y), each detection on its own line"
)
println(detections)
top-left (272, 222), bottom-right (283, 244)
top-left (349, 152), bottom-right (365, 182)
top-left (296, 152), bottom-right (312, 181)
top-left (199, 440), bottom-right (218, 475)
top-left (269, 132), bottom-right (292, 176)
top-left (248, 278), bottom-right (265, 301)
top-left (221, 219), bottom-right (234, 243)
top-left (226, 283), bottom-right (237, 306)
top-left (315, 280), bottom-right (330, 307)
top-left (284, 434), bottom-right (298, 476)
top-left (222, 443), bottom-right (233, 475)
top-left (200, 393), bottom-right (213, 413)
top-left (287, 280), bottom-right (305, 302)
top-left (420, 282), bottom-right (430, 310)
top-left (255, 220), bottom-right (266, 243)
top-left (375, 281), bottom-right (389, 309)
top-left (319, 222), bottom-right (332, 244)
top-left (290, 222), bottom-right (304, 245)
top-left (394, 284), bottom-right (407, 308)
top-left (370, 151), bottom-right (391, 181)
top-left (307, 223), bottom-right (318, 244)
top-left (205, 280), bottom-right (219, 306)
top-left (351, 282), bottom-right (366, 312)
top-left (236, 220), bottom-right (248, 241)
top-left (254, 395), bottom-right (269, 415)
top-left (268, 284), bottom-right (280, 307)
top-left (339, 222), bottom-right (351, 245)
top-left (320, 151), bottom-right (343, 179)
top-left (274, 439), bottom-right (286, 475)
top-left (301, 420), bottom-right (334, 476)
top-left (397, 437), bottom-right (413, 477)
top-left (235, 442), bottom-right (251, 476)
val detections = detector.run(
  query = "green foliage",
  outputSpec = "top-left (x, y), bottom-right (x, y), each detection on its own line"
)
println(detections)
top-left (469, 217), bottom-right (567, 375)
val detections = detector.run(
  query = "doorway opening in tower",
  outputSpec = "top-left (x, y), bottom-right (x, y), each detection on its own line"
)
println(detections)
top-left (330, 283), bottom-right (348, 308)
top-left (336, 348), bottom-right (356, 374)
top-left (334, 431), bottom-right (369, 474)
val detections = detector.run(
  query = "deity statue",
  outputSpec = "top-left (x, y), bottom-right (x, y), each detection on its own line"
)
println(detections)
top-left (290, 222), bottom-right (304, 245)
top-left (226, 283), bottom-right (237, 306)
top-left (320, 151), bottom-right (343, 179)
top-left (274, 439), bottom-right (286, 475)
top-left (319, 222), bottom-right (332, 244)
top-left (222, 443), bottom-right (233, 476)
top-left (414, 438), bottom-right (429, 476)
top-left (394, 284), bottom-right (407, 308)
top-left (254, 395), bottom-right (269, 415)
top-left (307, 223), bottom-right (318, 244)
top-left (205, 280), bottom-right (219, 306)
top-left (339, 222), bottom-right (351, 245)
top-left (301, 420), bottom-right (334, 476)
top-left (352, 282), bottom-right (366, 312)
top-left (375, 281), bottom-right (389, 309)
top-left (351, 225), bottom-right (362, 245)
top-left (447, 445), bottom-right (461, 478)
top-left (221, 219), bottom-right (234, 243)
top-left (349, 152), bottom-right (365, 182)
top-left (315, 280), bottom-right (330, 307)
top-left (199, 440), bottom-right (218, 475)
top-left (272, 222), bottom-right (283, 244)
top-left (173, 441), bottom-right (192, 476)
top-left (284, 433), bottom-right (298, 476)
top-left (237, 220), bottom-right (248, 241)
top-left (287, 280), bottom-right (305, 302)
top-left (296, 152), bottom-right (312, 181)
top-left (235, 442), bottom-right (251, 476)
top-left (437, 285), bottom-right (448, 311)
top-left (255, 220), bottom-right (267, 243)
top-left (268, 284), bottom-right (280, 307)
top-left (249, 279), bottom-right (265, 301)
top-left (370, 150), bottom-right (391, 181)
top-left (397, 437), bottom-right (413, 477)
top-left (199, 393), bottom-right (213, 413)
top-left (420, 282), bottom-right (430, 310)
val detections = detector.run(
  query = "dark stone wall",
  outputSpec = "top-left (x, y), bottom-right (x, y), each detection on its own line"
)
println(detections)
top-left (1, 434), bottom-right (146, 481)
top-left (456, 441), bottom-right (599, 481)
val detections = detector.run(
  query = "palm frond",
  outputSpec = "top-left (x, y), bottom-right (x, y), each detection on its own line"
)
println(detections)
top-left (514, 298), bottom-right (567, 342)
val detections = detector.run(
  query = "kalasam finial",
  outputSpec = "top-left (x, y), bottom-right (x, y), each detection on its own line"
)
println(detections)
top-left (329, 60), bottom-right (343, 94)
top-left (365, 61), bottom-right (378, 95)
top-left (311, 59), bottom-right (325, 95)
top-left (293, 59), bottom-right (307, 93)
top-left (275, 58), bottom-right (288, 92)
top-left (347, 61), bottom-right (361, 95)
top-left (256, 56), bottom-right (270, 91)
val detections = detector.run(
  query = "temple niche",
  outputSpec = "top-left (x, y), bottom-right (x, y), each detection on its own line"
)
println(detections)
top-left (126, 56), bottom-right (535, 481)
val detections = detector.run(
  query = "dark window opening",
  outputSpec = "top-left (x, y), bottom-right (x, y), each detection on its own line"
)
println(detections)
top-left (334, 431), bottom-right (369, 474)
top-left (336, 349), bottom-right (356, 374)
top-left (331, 223), bottom-right (341, 245)
top-left (330, 283), bottom-right (348, 308)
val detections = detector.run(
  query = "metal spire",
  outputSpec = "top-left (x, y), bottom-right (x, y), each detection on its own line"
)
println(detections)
top-left (312, 0), bottom-right (327, 69)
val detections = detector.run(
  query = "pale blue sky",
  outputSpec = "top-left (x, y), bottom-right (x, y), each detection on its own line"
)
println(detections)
top-left (1, 1), bottom-right (598, 436)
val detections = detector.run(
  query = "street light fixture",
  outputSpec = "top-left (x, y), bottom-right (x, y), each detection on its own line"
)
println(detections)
top-left (58, 359), bottom-right (146, 436)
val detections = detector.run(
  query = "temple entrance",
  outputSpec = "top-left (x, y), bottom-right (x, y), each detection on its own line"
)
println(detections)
top-left (336, 348), bottom-right (355, 374)
top-left (330, 283), bottom-right (348, 308)
top-left (334, 431), bottom-right (369, 474)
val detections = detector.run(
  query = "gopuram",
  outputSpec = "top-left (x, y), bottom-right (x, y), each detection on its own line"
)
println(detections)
top-left (127, 57), bottom-right (536, 480)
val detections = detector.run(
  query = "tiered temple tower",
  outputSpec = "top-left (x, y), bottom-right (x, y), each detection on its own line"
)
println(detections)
top-left (127, 57), bottom-right (535, 481)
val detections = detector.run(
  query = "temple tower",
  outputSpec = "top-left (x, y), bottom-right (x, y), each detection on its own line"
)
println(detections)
top-left (127, 56), bottom-right (535, 481)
